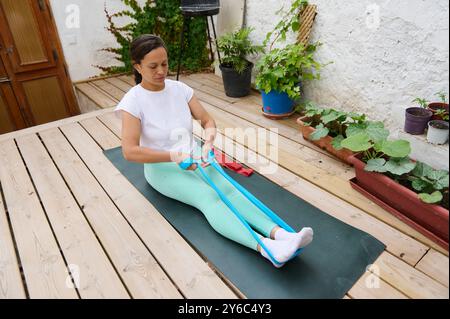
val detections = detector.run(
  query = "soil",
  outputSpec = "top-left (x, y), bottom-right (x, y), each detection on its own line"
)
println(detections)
top-left (408, 108), bottom-right (432, 117)
top-left (430, 121), bottom-right (450, 130)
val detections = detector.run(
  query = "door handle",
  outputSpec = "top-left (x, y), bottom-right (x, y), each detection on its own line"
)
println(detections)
top-left (0, 77), bottom-right (11, 83)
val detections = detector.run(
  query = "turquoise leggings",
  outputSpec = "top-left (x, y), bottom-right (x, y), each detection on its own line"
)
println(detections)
top-left (143, 150), bottom-right (277, 251)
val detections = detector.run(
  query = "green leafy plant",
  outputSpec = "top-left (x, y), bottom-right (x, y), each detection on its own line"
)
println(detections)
top-left (435, 91), bottom-right (448, 104)
top-left (406, 162), bottom-right (449, 205)
top-left (435, 109), bottom-right (449, 121)
top-left (263, 0), bottom-right (309, 50)
top-left (255, 42), bottom-right (322, 100)
top-left (97, 0), bottom-right (210, 75)
top-left (301, 104), bottom-right (383, 151)
top-left (412, 97), bottom-right (429, 108)
top-left (217, 27), bottom-right (263, 74)
top-left (341, 132), bottom-right (415, 176)
top-left (255, 0), bottom-right (324, 100)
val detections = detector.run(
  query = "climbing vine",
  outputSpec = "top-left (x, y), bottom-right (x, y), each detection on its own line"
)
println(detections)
top-left (96, 0), bottom-right (211, 75)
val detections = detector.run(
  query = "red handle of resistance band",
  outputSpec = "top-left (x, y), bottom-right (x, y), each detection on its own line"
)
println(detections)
top-left (212, 147), bottom-right (254, 177)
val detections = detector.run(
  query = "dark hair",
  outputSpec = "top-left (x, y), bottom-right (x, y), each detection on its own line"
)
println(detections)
top-left (130, 34), bottom-right (168, 84)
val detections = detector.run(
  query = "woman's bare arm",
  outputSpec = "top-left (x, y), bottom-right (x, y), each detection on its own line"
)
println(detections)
top-left (120, 110), bottom-right (174, 164)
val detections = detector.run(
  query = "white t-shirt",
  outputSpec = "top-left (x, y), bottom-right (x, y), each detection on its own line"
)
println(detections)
top-left (115, 79), bottom-right (197, 154)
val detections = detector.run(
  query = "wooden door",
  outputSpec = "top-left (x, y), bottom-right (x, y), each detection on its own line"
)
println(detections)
top-left (0, 0), bottom-right (80, 132)
top-left (1, 50), bottom-right (25, 133)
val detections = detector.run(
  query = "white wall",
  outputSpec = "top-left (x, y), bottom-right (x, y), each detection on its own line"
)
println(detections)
top-left (49, 0), bottom-right (146, 82)
top-left (245, 0), bottom-right (449, 133)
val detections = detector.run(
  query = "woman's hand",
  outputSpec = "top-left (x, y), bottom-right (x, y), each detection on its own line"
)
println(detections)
top-left (173, 152), bottom-right (200, 171)
top-left (201, 141), bottom-right (214, 168)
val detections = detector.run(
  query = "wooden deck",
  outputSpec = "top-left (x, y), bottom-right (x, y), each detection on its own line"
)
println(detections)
top-left (0, 73), bottom-right (448, 299)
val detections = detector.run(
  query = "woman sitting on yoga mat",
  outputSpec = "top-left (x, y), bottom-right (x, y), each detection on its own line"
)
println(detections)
top-left (115, 34), bottom-right (314, 268)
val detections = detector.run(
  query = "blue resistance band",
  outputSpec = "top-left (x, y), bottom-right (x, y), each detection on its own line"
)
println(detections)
top-left (178, 150), bottom-right (303, 266)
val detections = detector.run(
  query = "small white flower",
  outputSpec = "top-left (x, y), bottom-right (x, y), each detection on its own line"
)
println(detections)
top-left (157, 16), bottom-right (166, 23)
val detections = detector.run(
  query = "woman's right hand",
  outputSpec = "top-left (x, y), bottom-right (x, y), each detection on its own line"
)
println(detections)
top-left (172, 152), bottom-right (200, 171)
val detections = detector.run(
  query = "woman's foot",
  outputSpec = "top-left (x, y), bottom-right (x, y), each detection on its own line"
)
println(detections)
top-left (274, 227), bottom-right (314, 249)
top-left (259, 237), bottom-right (300, 268)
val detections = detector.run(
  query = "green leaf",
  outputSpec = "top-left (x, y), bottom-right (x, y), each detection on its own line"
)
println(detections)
top-left (321, 111), bottom-right (346, 124)
top-left (331, 135), bottom-right (345, 150)
top-left (366, 121), bottom-right (390, 143)
top-left (384, 157), bottom-right (416, 176)
top-left (412, 162), bottom-right (434, 178)
top-left (418, 191), bottom-right (443, 204)
top-left (346, 123), bottom-right (367, 137)
top-left (412, 179), bottom-right (430, 191)
top-left (380, 140), bottom-right (411, 158)
top-left (309, 124), bottom-right (329, 141)
top-left (365, 158), bottom-right (388, 173)
top-left (341, 133), bottom-right (373, 152)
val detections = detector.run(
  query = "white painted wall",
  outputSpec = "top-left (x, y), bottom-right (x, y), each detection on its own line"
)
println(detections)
top-left (49, 0), bottom-right (146, 82)
top-left (245, 0), bottom-right (449, 133)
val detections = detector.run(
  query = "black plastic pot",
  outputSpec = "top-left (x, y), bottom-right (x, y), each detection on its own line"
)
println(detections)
top-left (219, 62), bottom-right (253, 98)
top-left (404, 107), bottom-right (433, 135)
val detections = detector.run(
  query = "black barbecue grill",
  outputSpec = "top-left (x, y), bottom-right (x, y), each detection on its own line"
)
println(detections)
top-left (177, 0), bottom-right (221, 80)
top-left (180, 0), bottom-right (220, 16)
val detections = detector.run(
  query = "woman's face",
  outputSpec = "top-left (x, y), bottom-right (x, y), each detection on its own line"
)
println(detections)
top-left (134, 47), bottom-right (168, 90)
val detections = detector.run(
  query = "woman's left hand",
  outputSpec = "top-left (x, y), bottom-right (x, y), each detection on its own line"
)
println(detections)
top-left (201, 141), bottom-right (214, 168)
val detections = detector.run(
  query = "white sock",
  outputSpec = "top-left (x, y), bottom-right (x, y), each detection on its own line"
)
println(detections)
top-left (259, 237), bottom-right (299, 268)
top-left (274, 227), bottom-right (314, 248)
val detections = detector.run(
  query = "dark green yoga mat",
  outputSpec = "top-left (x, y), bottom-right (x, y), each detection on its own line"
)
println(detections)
top-left (104, 146), bottom-right (385, 299)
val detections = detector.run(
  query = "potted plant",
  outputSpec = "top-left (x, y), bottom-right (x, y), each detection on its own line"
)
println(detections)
top-left (296, 103), bottom-right (382, 164)
top-left (405, 98), bottom-right (433, 135)
top-left (342, 132), bottom-right (449, 248)
top-left (256, 43), bottom-right (322, 118)
top-left (255, 0), bottom-right (324, 119)
top-left (427, 120), bottom-right (449, 145)
top-left (428, 92), bottom-right (449, 122)
top-left (217, 27), bottom-right (263, 97)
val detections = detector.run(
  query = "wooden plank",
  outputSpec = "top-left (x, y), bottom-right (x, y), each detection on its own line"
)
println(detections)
top-left (347, 271), bottom-right (408, 299)
top-left (59, 122), bottom-right (237, 299)
top-left (101, 108), bottom-right (429, 266)
top-left (0, 139), bottom-right (78, 299)
top-left (16, 134), bottom-right (130, 299)
top-left (368, 252), bottom-right (449, 299)
top-left (39, 126), bottom-right (183, 299)
top-left (104, 77), bottom-right (135, 93)
top-left (75, 83), bottom-right (117, 109)
top-left (0, 185), bottom-right (26, 298)
top-left (72, 73), bottom-right (130, 85)
top-left (415, 249), bottom-right (449, 288)
top-left (0, 107), bottom-right (114, 143)
top-left (97, 112), bottom-right (122, 138)
top-left (117, 75), bottom-right (136, 86)
top-left (91, 79), bottom-right (126, 101)
top-left (79, 117), bottom-right (121, 150)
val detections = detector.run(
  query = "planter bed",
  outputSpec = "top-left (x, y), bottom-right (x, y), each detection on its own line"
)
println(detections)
top-left (349, 154), bottom-right (449, 250)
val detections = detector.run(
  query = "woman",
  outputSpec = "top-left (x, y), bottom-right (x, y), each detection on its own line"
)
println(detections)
top-left (115, 34), bottom-right (313, 268)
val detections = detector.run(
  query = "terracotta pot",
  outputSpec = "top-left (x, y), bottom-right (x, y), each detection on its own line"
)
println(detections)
top-left (428, 102), bottom-right (449, 121)
top-left (348, 154), bottom-right (449, 249)
top-left (297, 116), bottom-right (354, 164)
